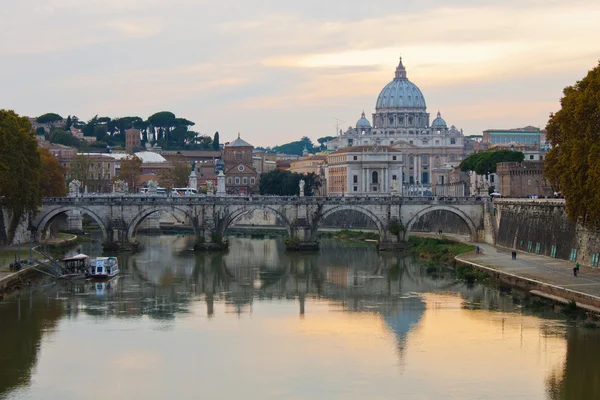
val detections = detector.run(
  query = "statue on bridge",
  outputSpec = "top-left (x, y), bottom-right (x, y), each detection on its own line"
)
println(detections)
top-left (391, 178), bottom-right (399, 195)
top-left (147, 180), bottom-right (158, 194)
top-left (113, 180), bottom-right (128, 194)
top-left (299, 179), bottom-right (305, 197)
top-left (68, 180), bottom-right (81, 197)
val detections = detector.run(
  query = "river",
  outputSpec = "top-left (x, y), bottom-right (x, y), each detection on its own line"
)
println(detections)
top-left (0, 235), bottom-right (599, 400)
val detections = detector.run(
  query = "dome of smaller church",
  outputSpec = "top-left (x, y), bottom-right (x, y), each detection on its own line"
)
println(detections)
top-left (356, 111), bottom-right (372, 129)
top-left (431, 111), bottom-right (447, 128)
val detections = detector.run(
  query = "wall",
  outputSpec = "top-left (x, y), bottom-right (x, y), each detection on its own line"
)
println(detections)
top-left (494, 199), bottom-right (600, 266)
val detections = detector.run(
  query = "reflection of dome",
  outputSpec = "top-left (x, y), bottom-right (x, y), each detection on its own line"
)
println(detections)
top-left (381, 296), bottom-right (426, 338)
top-left (356, 111), bottom-right (372, 129)
top-left (431, 111), bottom-right (447, 128)
top-left (375, 57), bottom-right (426, 110)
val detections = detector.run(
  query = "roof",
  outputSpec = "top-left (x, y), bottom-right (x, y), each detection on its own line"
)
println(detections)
top-left (63, 253), bottom-right (88, 261)
top-left (228, 133), bottom-right (253, 147)
top-left (330, 145), bottom-right (401, 154)
top-left (109, 151), bottom-right (167, 163)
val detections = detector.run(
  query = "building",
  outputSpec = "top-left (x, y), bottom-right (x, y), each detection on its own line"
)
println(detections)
top-left (496, 161), bottom-right (553, 197)
top-left (290, 155), bottom-right (327, 175)
top-left (125, 129), bottom-right (141, 152)
top-left (482, 126), bottom-right (541, 146)
top-left (252, 151), bottom-right (277, 174)
top-left (325, 58), bottom-right (466, 193)
top-left (223, 134), bottom-right (259, 194)
top-left (326, 146), bottom-right (403, 196)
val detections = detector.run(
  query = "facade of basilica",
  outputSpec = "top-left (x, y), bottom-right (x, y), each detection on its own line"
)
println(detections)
top-left (325, 58), bottom-right (467, 195)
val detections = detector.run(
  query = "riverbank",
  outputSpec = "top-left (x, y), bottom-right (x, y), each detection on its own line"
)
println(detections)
top-left (449, 236), bottom-right (600, 315)
top-left (408, 236), bottom-right (475, 264)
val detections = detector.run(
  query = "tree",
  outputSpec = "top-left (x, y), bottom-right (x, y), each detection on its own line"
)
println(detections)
top-left (545, 62), bottom-right (600, 227)
top-left (212, 132), bottom-right (220, 150)
top-left (49, 130), bottom-right (80, 147)
top-left (38, 148), bottom-right (66, 197)
top-left (68, 154), bottom-right (92, 190)
top-left (460, 150), bottom-right (524, 177)
top-left (259, 170), bottom-right (321, 195)
top-left (65, 115), bottom-right (73, 130)
top-left (272, 136), bottom-right (315, 156)
top-left (117, 155), bottom-right (142, 192)
top-left (36, 113), bottom-right (63, 124)
top-left (0, 110), bottom-right (43, 244)
top-left (158, 158), bottom-right (190, 188)
top-left (317, 136), bottom-right (335, 150)
top-left (148, 111), bottom-right (176, 142)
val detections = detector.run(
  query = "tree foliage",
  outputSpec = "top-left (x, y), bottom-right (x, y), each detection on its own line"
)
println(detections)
top-left (0, 110), bottom-right (43, 243)
top-left (117, 155), bottom-right (142, 192)
top-left (272, 137), bottom-right (316, 156)
top-left (39, 148), bottom-right (66, 197)
top-left (213, 131), bottom-right (220, 150)
top-left (68, 154), bottom-right (92, 190)
top-left (460, 150), bottom-right (524, 176)
top-left (36, 113), bottom-right (63, 124)
top-left (259, 170), bottom-right (321, 196)
top-left (158, 158), bottom-right (191, 188)
top-left (545, 62), bottom-right (600, 226)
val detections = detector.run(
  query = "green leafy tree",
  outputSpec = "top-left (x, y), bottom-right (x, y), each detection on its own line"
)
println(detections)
top-left (460, 150), bottom-right (524, 177)
top-left (148, 111), bottom-right (176, 142)
top-left (158, 158), bottom-right (191, 188)
top-left (545, 62), bottom-right (600, 227)
top-left (212, 132), bottom-right (220, 150)
top-left (36, 113), bottom-right (63, 124)
top-left (259, 170), bottom-right (321, 195)
top-left (272, 137), bottom-right (315, 156)
top-left (0, 110), bottom-right (42, 244)
top-left (82, 115), bottom-right (98, 137)
top-left (49, 130), bottom-right (80, 147)
top-left (317, 136), bottom-right (335, 150)
top-left (65, 115), bottom-right (73, 130)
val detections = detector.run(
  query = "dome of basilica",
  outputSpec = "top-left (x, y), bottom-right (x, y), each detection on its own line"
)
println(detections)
top-left (375, 57), bottom-right (426, 110)
top-left (356, 111), bottom-right (372, 129)
top-left (431, 111), bottom-right (447, 128)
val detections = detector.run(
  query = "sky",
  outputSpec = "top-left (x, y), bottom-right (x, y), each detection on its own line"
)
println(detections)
top-left (1, 0), bottom-right (599, 147)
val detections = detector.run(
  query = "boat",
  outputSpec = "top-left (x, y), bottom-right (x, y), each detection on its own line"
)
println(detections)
top-left (60, 253), bottom-right (90, 279)
top-left (89, 256), bottom-right (119, 279)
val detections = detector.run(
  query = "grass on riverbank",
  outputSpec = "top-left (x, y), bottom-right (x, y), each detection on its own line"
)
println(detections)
top-left (0, 249), bottom-right (45, 271)
top-left (323, 229), bottom-right (380, 241)
top-left (408, 236), bottom-right (475, 264)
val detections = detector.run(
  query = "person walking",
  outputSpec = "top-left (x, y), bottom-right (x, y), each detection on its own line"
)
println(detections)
top-left (573, 267), bottom-right (578, 277)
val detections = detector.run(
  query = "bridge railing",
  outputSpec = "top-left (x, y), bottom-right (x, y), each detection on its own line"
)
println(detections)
top-left (42, 195), bottom-right (487, 206)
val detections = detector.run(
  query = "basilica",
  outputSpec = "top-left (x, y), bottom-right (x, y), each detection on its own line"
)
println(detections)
top-left (324, 58), bottom-right (467, 195)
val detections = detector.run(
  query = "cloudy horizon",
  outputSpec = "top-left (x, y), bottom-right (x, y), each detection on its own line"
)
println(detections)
top-left (1, 0), bottom-right (599, 146)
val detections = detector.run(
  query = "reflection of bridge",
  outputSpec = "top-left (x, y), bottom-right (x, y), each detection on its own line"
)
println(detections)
top-left (28, 196), bottom-right (488, 250)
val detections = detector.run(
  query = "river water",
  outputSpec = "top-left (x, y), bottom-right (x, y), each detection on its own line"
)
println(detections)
top-left (1, 235), bottom-right (599, 400)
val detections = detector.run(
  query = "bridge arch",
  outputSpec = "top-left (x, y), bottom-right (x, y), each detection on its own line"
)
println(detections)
top-left (34, 205), bottom-right (108, 242)
top-left (403, 205), bottom-right (478, 241)
top-left (318, 205), bottom-right (386, 237)
top-left (127, 206), bottom-right (199, 242)
top-left (220, 205), bottom-right (292, 236)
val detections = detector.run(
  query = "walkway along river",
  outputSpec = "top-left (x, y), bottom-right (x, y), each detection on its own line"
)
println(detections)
top-left (1, 235), bottom-right (599, 399)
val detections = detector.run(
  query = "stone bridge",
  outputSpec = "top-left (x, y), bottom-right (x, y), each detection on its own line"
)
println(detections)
top-left (27, 195), bottom-right (488, 251)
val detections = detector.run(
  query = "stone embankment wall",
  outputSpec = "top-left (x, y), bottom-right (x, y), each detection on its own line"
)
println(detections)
top-left (494, 199), bottom-right (600, 266)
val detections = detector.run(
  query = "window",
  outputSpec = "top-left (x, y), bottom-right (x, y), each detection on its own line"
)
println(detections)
top-left (353, 186), bottom-right (358, 192)
top-left (422, 155), bottom-right (428, 164)
top-left (227, 177), bottom-right (232, 184)
top-left (372, 171), bottom-right (378, 184)
top-left (243, 177), bottom-right (247, 184)
top-left (450, 138), bottom-right (456, 144)
top-left (372, 186), bottom-right (378, 192)
top-left (353, 175), bottom-right (358, 183)
top-left (250, 177), bottom-right (255, 184)
top-left (235, 177), bottom-right (240, 184)
top-left (551, 245), bottom-right (557, 258)
top-left (392, 175), bottom-right (397, 180)
top-left (569, 248), bottom-right (577, 261)
top-left (490, 175), bottom-right (495, 183)
top-left (421, 172), bottom-right (429, 184)
top-left (450, 155), bottom-right (456, 161)
top-left (235, 152), bottom-right (242, 161)
top-left (353, 156), bottom-right (357, 160)
top-left (392, 156), bottom-right (397, 160)
top-left (529, 155), bottom-right (534, 160)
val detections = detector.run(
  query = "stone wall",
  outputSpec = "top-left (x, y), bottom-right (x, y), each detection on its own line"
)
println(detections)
top-left (410, 209), bottom-right (471, 236)
top-left (494, 199), bottom-right (600, 266)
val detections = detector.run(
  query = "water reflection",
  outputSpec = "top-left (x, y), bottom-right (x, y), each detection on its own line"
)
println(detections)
top-left (0, 236), bottom-right (598, 399)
